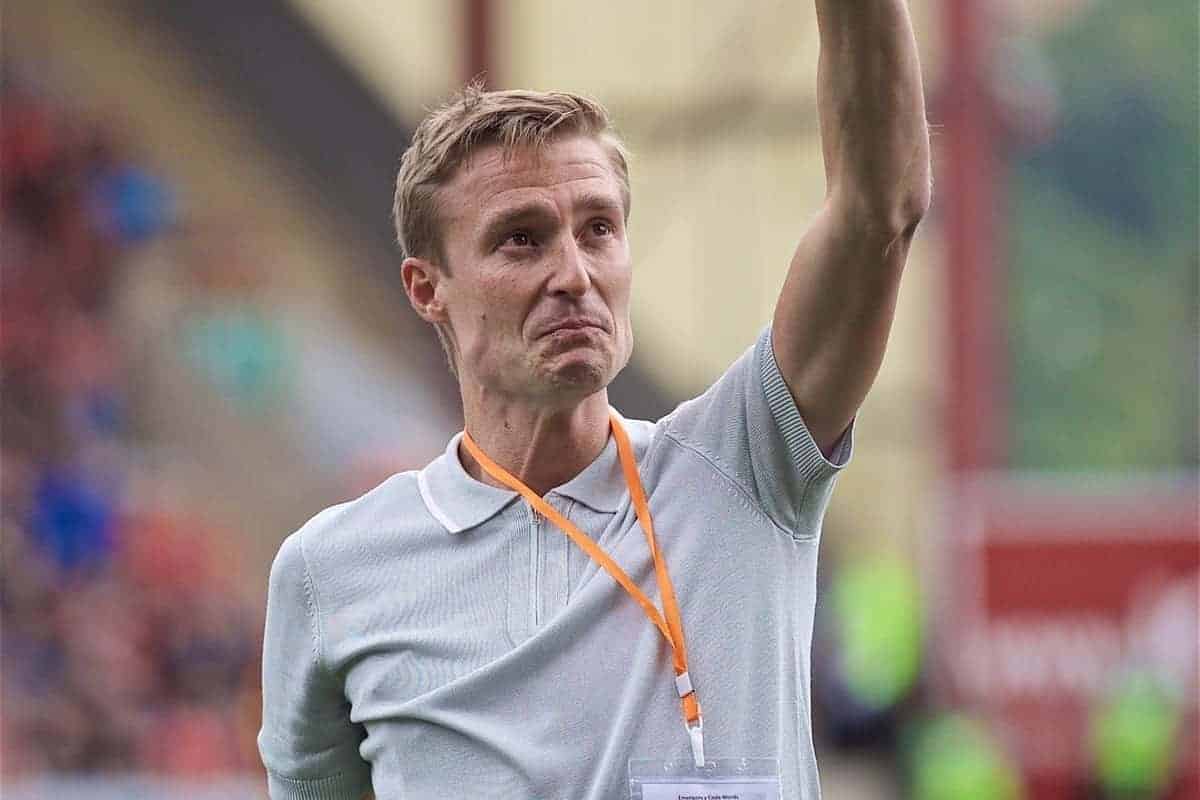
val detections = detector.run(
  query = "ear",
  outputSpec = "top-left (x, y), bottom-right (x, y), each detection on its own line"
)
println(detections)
top-left (402, 257), bottom-right (449, 324)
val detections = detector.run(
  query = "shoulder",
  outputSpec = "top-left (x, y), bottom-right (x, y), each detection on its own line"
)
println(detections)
top-left (653, 331), bottom-right (765, 451)
top-left (279, 470), bottom-right (429, 573)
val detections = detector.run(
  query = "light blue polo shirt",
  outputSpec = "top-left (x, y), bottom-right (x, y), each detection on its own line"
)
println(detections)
top-left (258, 328), bottom-right (852, 800)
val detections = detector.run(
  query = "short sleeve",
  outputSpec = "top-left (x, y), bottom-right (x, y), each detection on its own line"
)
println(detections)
top-left (258, 533), bottom-right (372, 800)
top-left (663, 327), bottom-right (852, 538)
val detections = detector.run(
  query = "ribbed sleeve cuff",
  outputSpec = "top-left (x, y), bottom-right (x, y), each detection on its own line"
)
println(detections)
top-left (267, 769), bottom-right (372, 800)
top-left (758, 328), bottom-right (854, 477)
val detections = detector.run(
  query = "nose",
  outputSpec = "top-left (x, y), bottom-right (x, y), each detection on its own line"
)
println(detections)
top-left (547, 235), bottom-right (592, 298)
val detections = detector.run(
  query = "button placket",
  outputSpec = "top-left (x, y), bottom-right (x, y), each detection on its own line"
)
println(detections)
top-left (535, 496), bottom-right (571, 627)
top-left (505, 504), bottom-right (533, 645)
top-left (529, 504), bottom-right (540, 629)
top-left (546, 498), bottom-right (572, 610)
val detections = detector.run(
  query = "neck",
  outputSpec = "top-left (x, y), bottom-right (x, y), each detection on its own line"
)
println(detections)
top-left (459, 388), bottom-right (611, 497)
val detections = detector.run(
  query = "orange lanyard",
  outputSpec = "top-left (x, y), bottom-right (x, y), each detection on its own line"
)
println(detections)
top-left (462, 411), bottom-right (706, 766)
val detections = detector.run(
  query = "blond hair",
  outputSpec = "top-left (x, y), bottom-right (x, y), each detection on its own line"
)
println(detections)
top-left (392, 83), bottom-right (631, 268)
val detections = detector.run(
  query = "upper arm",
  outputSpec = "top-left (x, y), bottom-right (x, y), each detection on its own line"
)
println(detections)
top-left (771, 197), bottom-right (920, 456)
top-left (778, 1), bottom-right (931, 455)
top-left (258, 533), bottom-right (372, 800)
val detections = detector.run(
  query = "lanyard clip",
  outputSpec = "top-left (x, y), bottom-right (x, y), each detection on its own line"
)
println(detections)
top-left (676, 671), bottom-right (704, 767)
top-left (685, 716), bottom-right (705, 768)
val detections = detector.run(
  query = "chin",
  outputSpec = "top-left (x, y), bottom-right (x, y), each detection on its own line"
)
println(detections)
top-left (540, 354), bottom-right (612, 397)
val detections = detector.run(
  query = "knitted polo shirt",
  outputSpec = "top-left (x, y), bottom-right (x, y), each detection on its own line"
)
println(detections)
top-left (258, 328), bottom-right (852, 800)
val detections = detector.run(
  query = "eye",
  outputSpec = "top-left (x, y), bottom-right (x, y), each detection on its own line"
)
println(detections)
top-left (589, 219), bottom-right (615, 237)
top-left (503, 231), bottom-right (535, 248)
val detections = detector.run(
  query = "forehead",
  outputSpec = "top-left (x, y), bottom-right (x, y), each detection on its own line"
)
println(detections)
top-left (440, 136), bottom-right (624, 226)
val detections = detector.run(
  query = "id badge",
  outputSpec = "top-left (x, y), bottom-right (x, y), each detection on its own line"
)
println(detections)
top-left (629, 758), bottom-right (781, 800)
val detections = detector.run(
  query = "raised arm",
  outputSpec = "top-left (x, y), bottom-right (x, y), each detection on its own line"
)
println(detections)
top-left (772, 0), bottom-right (931, 455)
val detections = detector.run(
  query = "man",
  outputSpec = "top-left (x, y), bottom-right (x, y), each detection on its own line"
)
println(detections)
top-left (258, 2), bottom-right (929, 798)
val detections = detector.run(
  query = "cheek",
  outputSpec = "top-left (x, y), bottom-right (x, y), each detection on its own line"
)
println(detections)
top-left (452, 280), bottom-right (526, 344)
top-left (606, 269), bottom-right (634, 320)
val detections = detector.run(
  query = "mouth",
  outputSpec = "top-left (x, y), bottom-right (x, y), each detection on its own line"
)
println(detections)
top-left (536, 318), bottom-right (608, 339)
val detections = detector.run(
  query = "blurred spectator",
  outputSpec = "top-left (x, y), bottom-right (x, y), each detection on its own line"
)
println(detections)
top-left (903, 713), bottom-right (1025, 800)
top-left (814, 555), bottom-right (924, 746)
top-left (27, 458), bottom-right (118, 573)
top-left (177, 227), bottom-right (292, 413)
top-left (1087, 672), bottom-right (1184, 799)
top-left (89, 159), bottom-right (175, 246)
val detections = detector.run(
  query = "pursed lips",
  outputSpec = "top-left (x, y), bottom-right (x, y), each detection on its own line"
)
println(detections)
top-left (535, 317), bottom-right (609, 338)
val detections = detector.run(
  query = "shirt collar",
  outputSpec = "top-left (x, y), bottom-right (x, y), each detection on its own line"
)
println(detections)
top-left (417, 410), bottom-right (634, 535)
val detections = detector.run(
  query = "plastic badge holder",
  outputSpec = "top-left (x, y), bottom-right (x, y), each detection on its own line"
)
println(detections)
top-left (629, 758), bottom-right (781, 800)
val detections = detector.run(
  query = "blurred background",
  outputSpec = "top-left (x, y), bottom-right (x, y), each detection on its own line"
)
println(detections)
top-left (1, 1), bottom-right (1196, 798)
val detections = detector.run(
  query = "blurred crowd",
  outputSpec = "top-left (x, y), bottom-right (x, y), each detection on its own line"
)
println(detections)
top-left (1, 69), bottom-right (262, 776)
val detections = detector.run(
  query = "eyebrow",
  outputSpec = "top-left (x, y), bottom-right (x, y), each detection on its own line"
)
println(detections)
top-left (574, 191), bottom-right (624, 216)
top-left (479, 202), bottom-right (555, 247)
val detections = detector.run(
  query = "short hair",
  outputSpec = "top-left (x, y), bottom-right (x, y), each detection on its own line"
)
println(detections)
top-left (392, 82), bottom-right (631, 268)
